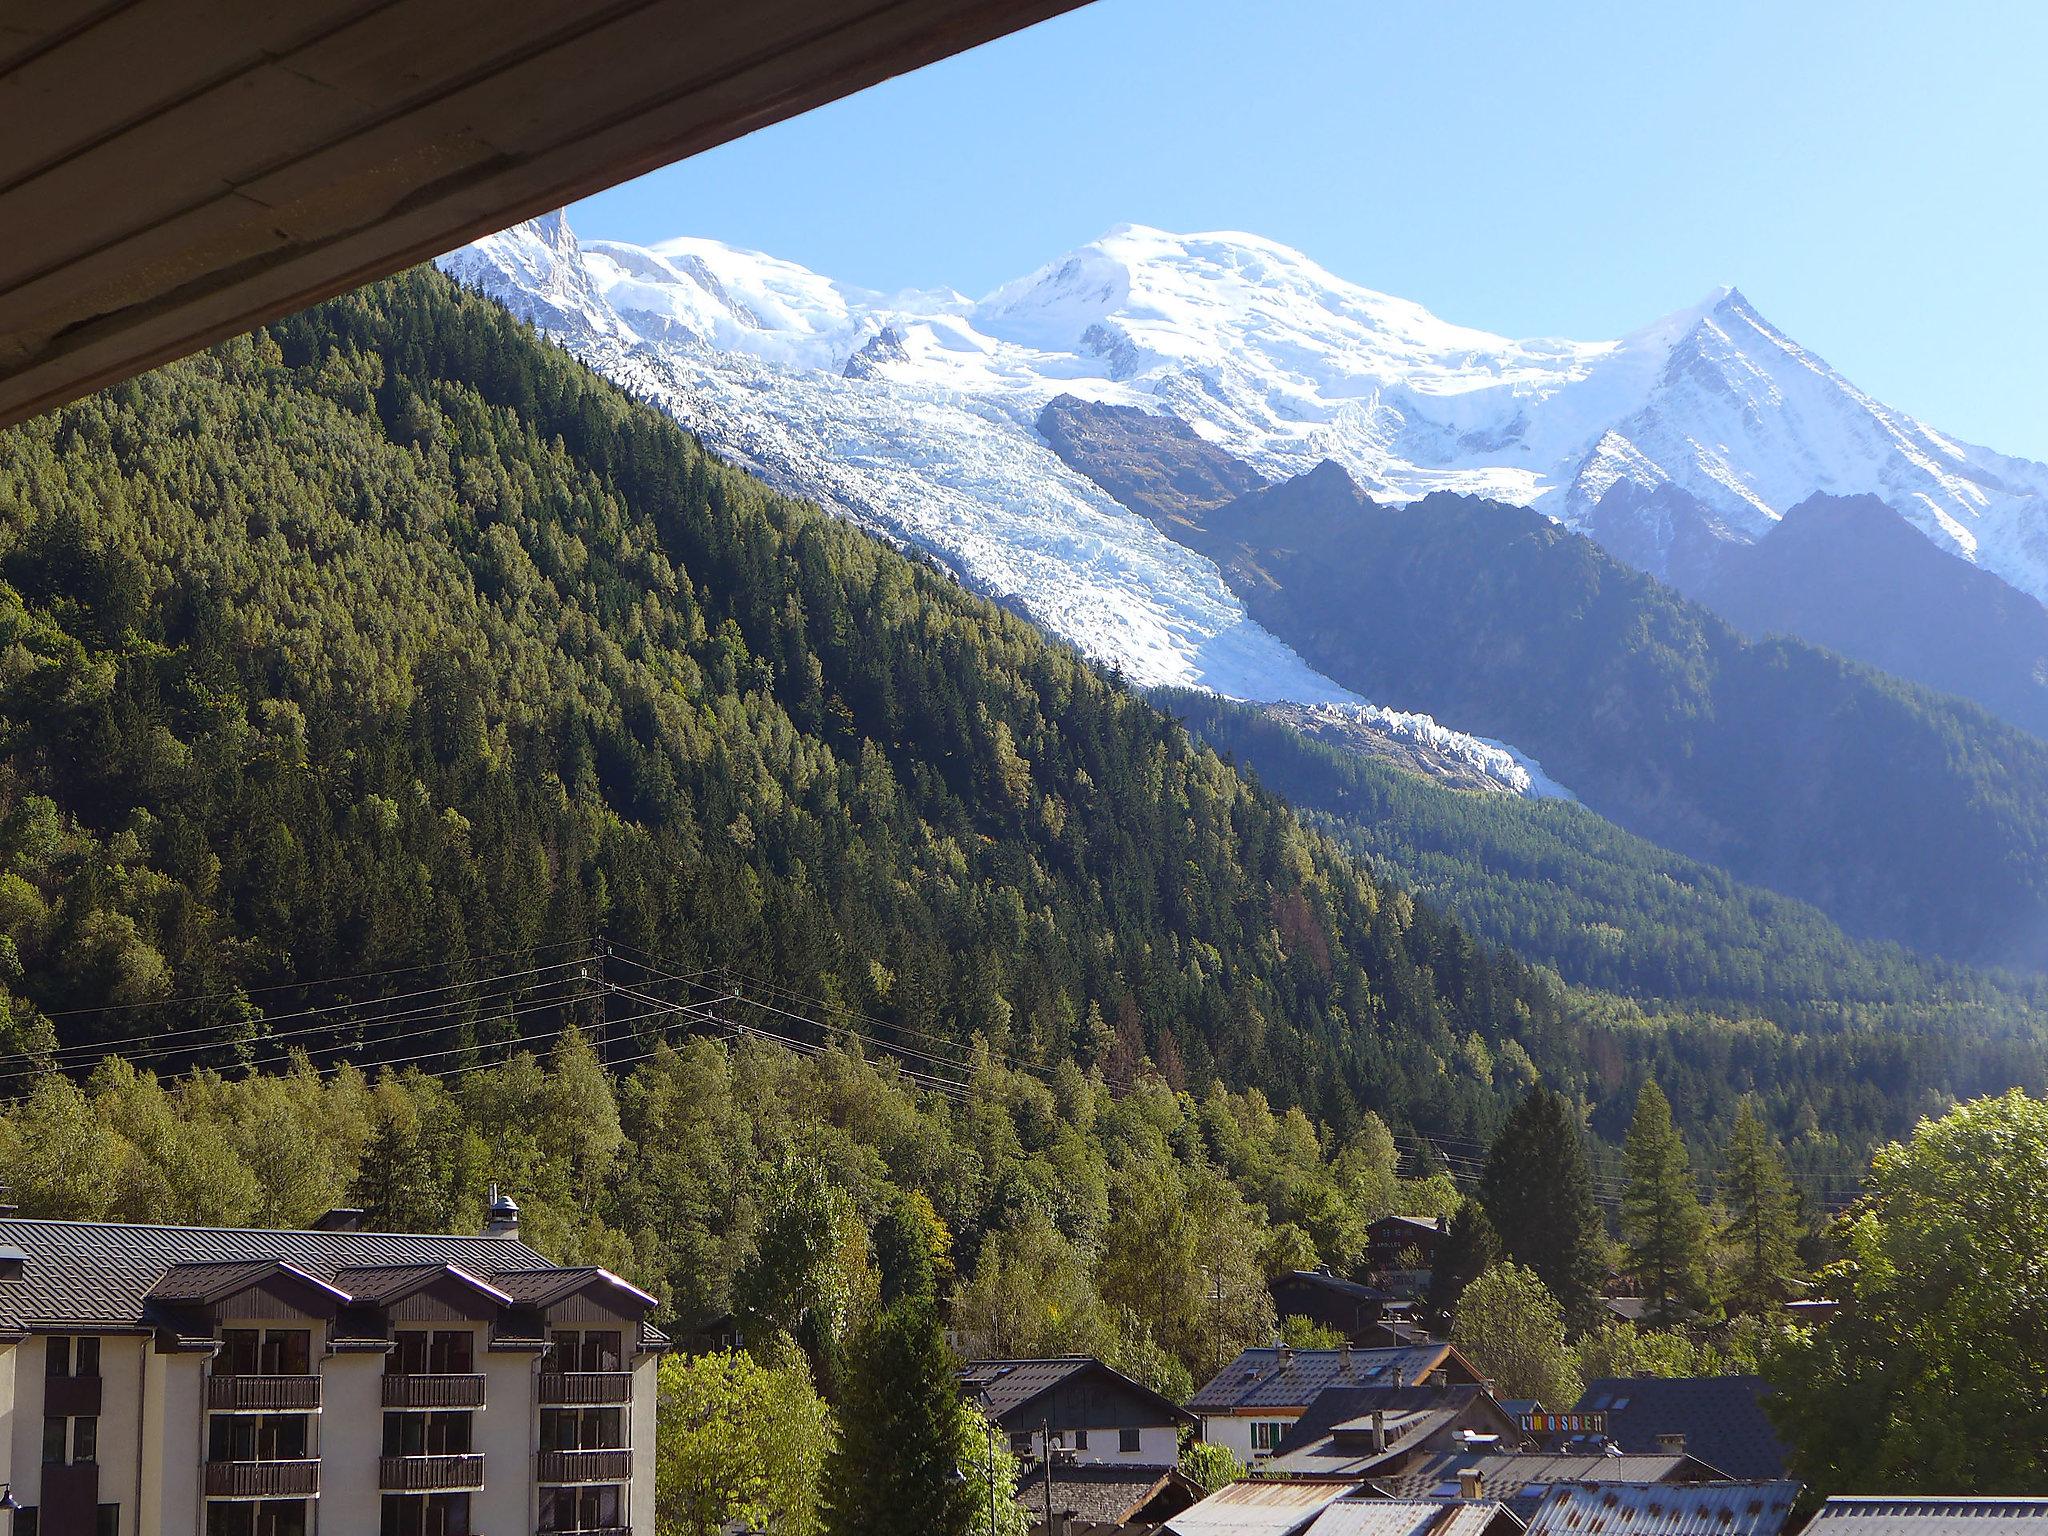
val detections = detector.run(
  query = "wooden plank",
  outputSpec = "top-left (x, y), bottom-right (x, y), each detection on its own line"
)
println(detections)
top-left (0, 0), bottom-right (1093, 427)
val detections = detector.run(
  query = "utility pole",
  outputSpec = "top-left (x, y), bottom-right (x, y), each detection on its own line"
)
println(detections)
top-left (591, 936), bottom-right (609, 1065)
top-left (1042, 1417), bottom-right (1055, 1535)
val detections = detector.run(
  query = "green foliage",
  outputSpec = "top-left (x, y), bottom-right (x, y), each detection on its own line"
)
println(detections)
top-left (1479, 1087), bottom-right (1606, 1329)
top-left (957, 1406), bottom-right (1028, 1536)
top-left (654, 1346), bottom-right (830, 1536)
top-left (1278, 1314), bottom-right (1348, 1348)
top-left (1621, 1081), bottom-right (1712, 1324)
top-left (1768, 1090), bottom-right (2048, 1494)
top-left (1424, 1200), bottom-right (1500, 1332)
top-left (1180, 1439), bottom-right (1247, 1494)
top-left (1571, 1321), bottom-right (1745, 1381)
top-left (1450, 1262), bottom-right (1582, 1407)
top-left (822, 1291), bottom-right (973, 1536)
top-left (1719, 1097), bottom-right (1803, 1316)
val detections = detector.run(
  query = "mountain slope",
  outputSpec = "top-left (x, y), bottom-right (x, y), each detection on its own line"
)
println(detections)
top-left (447, 215), bottom-right (2048, 612)
top-left (1170, 463), bottom-right (2048, 971)
top-left (1667, 491), bottom-right (2048, 741)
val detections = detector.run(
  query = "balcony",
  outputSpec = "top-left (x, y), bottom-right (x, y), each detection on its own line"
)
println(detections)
top-left (205, 1460), bottom-right (321, 1499)
top-left (382, 1373), bottom-right (486, 1409)
top-left (538, 1528), bottom-right (627, 1536)
top-left (536, 1450), bottom-right (633, 1485)
top-left (380, 1454), bottom-right (486, 1492)
top-left (208, 1375), bottom-right (322, 1412)
top-left (537, 1372), bottom-right (631, 1406)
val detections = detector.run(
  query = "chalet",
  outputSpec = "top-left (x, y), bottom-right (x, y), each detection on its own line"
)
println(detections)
top-left (962, 1357), bottom-right (1195, 1468)
top-left (1264, 1384), bottom-right (1525, 1479)
top-left (1189, 1345), bottom-right (1485, 1464)
top-left (1571, 1377), bottom-right (1788, 1481)
top-left (1522, 1482), bottom-right (1801, 1536)
top-left (0, 1204), bottom-right (662, 1536)
top-left (1801, 1500), bottom-right (2048, 1536)
top-left (1368, 1451), bottom-right (1731, 1520)
top-left (1269, 1273), bottom-right (1421, 1349)
top-left (1365, 1220), bottom-right (1446, 1278)
top-left (1010, 1463), bottom-right (1200, 1536)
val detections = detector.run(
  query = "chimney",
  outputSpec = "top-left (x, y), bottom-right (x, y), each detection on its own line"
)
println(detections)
top-left (1371, 1410), bottom-right (1387, 1454)
top-left (311, 1206), bottom-right (365, 1232)
top-left (1656, 1432), bottom-right (1686, 1454)
top-left (483, 1184), bottom-right (520, 1239)
top-left (1459, 1470), bottom-right (1484, 1501)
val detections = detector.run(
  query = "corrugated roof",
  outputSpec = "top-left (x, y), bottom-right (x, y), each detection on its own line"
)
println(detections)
top-left (962, 1355), bottom-right (1195, 1428)
top-left (1371, 1454), bottom-right (1712, 1513)
top-left (1192, 1345), bottom-right (1462, 1414)
top-left (1167, 1480), bottom-right (1360, 1536)
top-left (329, 1263), bottom-right (513, 1306)
top-left (1523, 1481), bottom-right (1801, 1536)
top-left (1802, 1500), bottom-right (2048, 1536)
top-left (1265, 1383), bottom-right (1515, 1479)
top-left (1573, 1378), bottom-right (1788, 1481)
top-left (0, 1216), bottom-right (553, 1331)
top-left (1304, 1499), bottom-right (1515, 1536)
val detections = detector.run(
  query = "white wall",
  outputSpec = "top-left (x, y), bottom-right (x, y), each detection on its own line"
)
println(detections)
top-left (97, 1335), bottom-right (145, 1536)
top-left (628, 1357), bottom-right (657, 1536)
top-left (0, 1339), bottom-right (17, 1503)
top-left (475, 1345), bottom-right (537, 1536)
top-left (1009, 1424), bottom-right (1181, 1467)
top-left (1199, 1412), bottom-right (1300, 1463)
top-left (319, 1351), bottom-right (384, 1536)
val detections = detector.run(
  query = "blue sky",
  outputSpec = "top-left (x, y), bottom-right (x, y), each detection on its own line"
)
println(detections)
top-left (570, 0), bottom-right (2048, 459)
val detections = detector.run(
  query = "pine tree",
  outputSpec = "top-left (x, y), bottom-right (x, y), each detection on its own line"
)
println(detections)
top-left (1620, 1080), bottom-right (1711, 1324)
top-left (1424, 1199), bottom-right (1501, 1333)
top-left (1718, 1096), bottom-right (1801, 1315)
top-left (1479, 1086), bottom-right (1605, 1329)
top-left (821, 1195), bottom-right (974, 1536)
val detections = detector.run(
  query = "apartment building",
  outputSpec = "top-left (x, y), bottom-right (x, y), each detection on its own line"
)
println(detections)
top-left (0, 1200), bottom-right (661, 1536)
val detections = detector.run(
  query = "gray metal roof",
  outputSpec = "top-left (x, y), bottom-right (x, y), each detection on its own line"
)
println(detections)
top-left (1574, 1378), bottom-right (1789, 1481)
top-left (1802, 1500), bottom-right (2048, 1536)
top-left (1305, 1500), bottom-right (1521, 1536)
top-left (1523, 1481), bottom-right (1802, 1536)
top-left (1019, 1464), bottom-right (1192, 1526)
top-left (1371, 1454), bottom-right (1721, 1514)
top-left (0, 1215), bottom-right (554, 1331)
top-left (963, 1355), bottom-right (1196, 1428)
top-left (1266, 1384), bottom-right (1512, 1478)
top-left (1192, 1345), bottom-right (1465, 1414)
top-left (1167, 1480), bottom-right (1360, 1536)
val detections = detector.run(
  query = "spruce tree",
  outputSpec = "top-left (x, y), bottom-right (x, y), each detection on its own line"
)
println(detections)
top-left (1478, 1086), bottom-right (1605, 1329)
top-left (1424, 1199), bottom-right (1500, 1333)
top-left (821, 1194), bottom-right (974, 1536)
top-left (1718, 1096), bottom-right (1801, 1315)
top-left (1620, 1080), bottom-right (1711, 1323)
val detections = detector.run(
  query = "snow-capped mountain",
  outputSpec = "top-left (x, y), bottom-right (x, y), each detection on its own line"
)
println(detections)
top-left (440, 211), bottom-right (2048, 785)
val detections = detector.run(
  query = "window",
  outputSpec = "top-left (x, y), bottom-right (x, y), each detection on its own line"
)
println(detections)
top-left (545, 1330), bottom-right (623, 1373)
top-left (44, 1417), bottom-right (67, 1464)
top-left (541, 1408), bottom-right (622, 1452)
top-left (17, 1510), bottom-right (39, 1536)
top-left (1250, 1421), bottom-right (1287, 1453)
top-left (74, 1416), bottom-right (98, 1464)
top-left (1073, 1429), bottom-right (1087, 1451)
top-left (539, 1485), bottom-right (618, 1535)
top-left (97, 1505), bottom-right (120, 1536)
top-left (209, 1503), bottom-right (307, 1536)
top-left (78, 1337), bottom-right (101, 1377)
top-left (219, 1329), bottom-right (309, 1375)
top-left (381, 1495), bottom-right (471, 1536)
top-left (382, 1412), bottom-right (473, 1457)
top-left (388, 1331), bottom-right (473, 1376)
top-left (1119, 1428), bottom-right (1142, 1454)
top-left (47, 1337), bottom-right (70, 1376)
top-left (210, 1415), bottom-right (310, 1462)
top-left (1009, 1433), bottom-right (1032, 1456)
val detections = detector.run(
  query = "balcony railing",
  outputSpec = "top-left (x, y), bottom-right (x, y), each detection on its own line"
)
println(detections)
top-left (382, 1373), bottom-right (486, 1409)
top-left (537, 1372), bottom-right (631, 1406)
top-left (537, 1528), bottom-right (628, 1536)
top-left (536, 1450), bottom-right (633, 1485)
top-left (208, 1375), bottom-right (322, 1412)
top-left (380, 1454), bottom-right (486, 1492)
top-left (45, 1375), bottom-right (103, 1416)
top-left (205, 1460), bottom-right (321, 1499)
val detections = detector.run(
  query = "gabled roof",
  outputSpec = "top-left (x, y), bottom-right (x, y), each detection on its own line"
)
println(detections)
top-left (1573, 1377), bottom-right (1788, 1481)
top-left (147, 1259), bottom-right (352, 1309)
top-left (1191, 1344), bottom-right (1473, 1415)
top-left (1267, 1384), bottom-right (1520, 1477)
top-left (1802, 1500), bottom-right (2048, 1536)
top-left (1373, 1217), bottom-right (1447, 1237)
top-left (962, 1355), bottom-right (1197, 1429)
top-left (330, 1263), bottom-right (515, 1308)
top-left (1305, 1500), bottom-right (1524, 1536)
top-left (1277, 1270), bottom-right (1395, 1304)
top-left (0, 1215), bottom-right (551, 1332)
top-left (1024, 1464), bottom-right (1199, 1526)
top-left (487, 1265), bottom-right (660, 1309)
top-left (1522, 1481), bottom-right (1802, 1536)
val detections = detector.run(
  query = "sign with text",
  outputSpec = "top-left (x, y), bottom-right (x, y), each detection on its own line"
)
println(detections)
top-left (1520, 1411), bottom-right (1607, 1436)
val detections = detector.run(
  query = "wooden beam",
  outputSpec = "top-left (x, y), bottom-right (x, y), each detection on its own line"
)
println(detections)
top-left (0, 0), bottom-right (1089, 428)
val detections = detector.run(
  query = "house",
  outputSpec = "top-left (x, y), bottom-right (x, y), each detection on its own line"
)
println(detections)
top-left (0, 1202), bottom-right (662, 1536)
top-left (1190, 1345), bottom-right (1485, 1464)
top-left (1365, 1219), bottom-right (1446, 1277)
top-left (1265, 1385), bottom-right (1526, 1479)
top-left (1269, 1273), bottom-right (1415, 1348)
top-left (1572, 1377), bottom-right (1789, 1480)
top-left (1800, 1499), bottom-right (2048, 1536)
top-left (1522, 1483), bottom-right (1802, 1536)
top-left (1008, 1463), bottom-right (1201, 1536)
top-left (962, 1357), bottom-right (1196, 1468)
top-left (1367, 1451), bottom-right (1731, 1520)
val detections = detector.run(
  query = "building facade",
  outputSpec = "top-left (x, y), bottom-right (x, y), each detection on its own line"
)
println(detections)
top-left (0, 1210), bottom-right (661, 1536)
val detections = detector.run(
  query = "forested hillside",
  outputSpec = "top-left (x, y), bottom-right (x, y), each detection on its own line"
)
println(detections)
top-left (1179, 465), bottom-right (2048, 972)
top-left (0, 267), bottom-right (1573, 1144)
